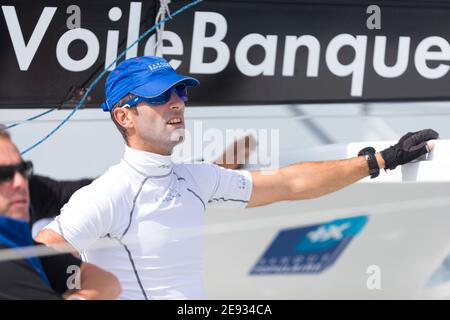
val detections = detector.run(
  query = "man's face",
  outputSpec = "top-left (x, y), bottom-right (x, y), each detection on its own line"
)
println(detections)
top-left (0, 138), bottom-right (30, 221)
top-left (129, 91), bottom-right (186, 155)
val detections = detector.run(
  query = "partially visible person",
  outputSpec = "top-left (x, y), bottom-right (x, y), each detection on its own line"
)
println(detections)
top-left (29, 175), bottom-right (93, 237)
top-left (0, 125), bottom-right (121, 300)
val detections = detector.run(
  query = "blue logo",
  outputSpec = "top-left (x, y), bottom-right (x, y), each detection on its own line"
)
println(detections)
top-left (250, 215), bottom-right (368, 275)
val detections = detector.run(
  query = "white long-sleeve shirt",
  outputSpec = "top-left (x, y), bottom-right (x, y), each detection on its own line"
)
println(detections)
top-left (45, 146), bottom-right (253, 300)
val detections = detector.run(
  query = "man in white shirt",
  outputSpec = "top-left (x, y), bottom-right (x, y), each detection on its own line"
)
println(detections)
top-left (36, 56), bottom-right (438, 300)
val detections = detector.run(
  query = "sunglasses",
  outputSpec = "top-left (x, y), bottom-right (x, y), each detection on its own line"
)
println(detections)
top-left (122, 84), bottom-right (188, 108)
top-left (0, 161), bottom-right (33, 184)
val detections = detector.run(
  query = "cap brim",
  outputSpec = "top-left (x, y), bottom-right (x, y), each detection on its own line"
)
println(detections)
top-left (130, 73), bottom-right (199, 98)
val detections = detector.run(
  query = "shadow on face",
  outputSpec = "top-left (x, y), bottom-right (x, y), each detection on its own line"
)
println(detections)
top-left (128, 92), bottom-right (186, 155)
top-left (0, 138), bottom-right (30, 222)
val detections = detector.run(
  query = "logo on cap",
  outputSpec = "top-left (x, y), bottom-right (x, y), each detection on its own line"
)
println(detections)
top-left (148, 61), bottom-right (172, 72)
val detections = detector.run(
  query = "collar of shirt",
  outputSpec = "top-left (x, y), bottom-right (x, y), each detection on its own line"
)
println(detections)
top-left (123, 145), bottom-right (173, 177)
top-left (0, 215), bottom-right (50, 286)
top-left (0, 215), bottom-right (32, 247)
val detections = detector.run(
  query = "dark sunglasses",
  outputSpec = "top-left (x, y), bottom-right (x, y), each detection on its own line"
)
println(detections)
top-left (0, 161), bottom-right (33, 184)
top-left (121, 84), bottom-right (188, 108)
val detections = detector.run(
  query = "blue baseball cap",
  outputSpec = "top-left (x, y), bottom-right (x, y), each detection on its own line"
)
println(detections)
top-left (101, 56), bottom-right (199, 112)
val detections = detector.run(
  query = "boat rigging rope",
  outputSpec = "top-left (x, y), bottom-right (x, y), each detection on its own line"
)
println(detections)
top-left (10, 0), bottom-right (203, 155)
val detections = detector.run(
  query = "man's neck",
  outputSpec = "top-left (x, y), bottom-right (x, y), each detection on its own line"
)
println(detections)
top-left (127, 141), bottom-right (172, 156)
top-left (123, 145), bottom-right (173, 176)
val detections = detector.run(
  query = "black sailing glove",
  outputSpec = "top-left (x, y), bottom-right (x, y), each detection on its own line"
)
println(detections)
top-left (380, 129), bottom-right (439, 170)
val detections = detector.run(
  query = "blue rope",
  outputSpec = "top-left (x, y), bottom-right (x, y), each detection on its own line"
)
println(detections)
top-left (6, 107), bottom-right (57, 129)
top-left (20, 0), bottom-right (203, 155)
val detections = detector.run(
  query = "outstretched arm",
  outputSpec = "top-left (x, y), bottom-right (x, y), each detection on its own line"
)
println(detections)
top-left (248, 154), bottom-right (384, 207)
top-left (247, 129), bottom-right (438, 208)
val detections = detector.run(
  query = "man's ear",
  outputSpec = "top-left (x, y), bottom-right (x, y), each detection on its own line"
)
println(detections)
top-left (113, 107), bottom-right (134, 129)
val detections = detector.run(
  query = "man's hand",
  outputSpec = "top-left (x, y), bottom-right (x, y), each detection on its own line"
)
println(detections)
top-left (36, 229), bottom-right (121, 300)
top-left (63, 262), bottom-right (121, 300)
top-left (214, 135), bottom-right (256, 170)
top-left (381, 129), bottom-right (439, 170)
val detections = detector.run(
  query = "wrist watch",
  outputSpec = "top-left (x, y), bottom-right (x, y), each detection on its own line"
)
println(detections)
top-left (358, 147), bottom-right (380, 179)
